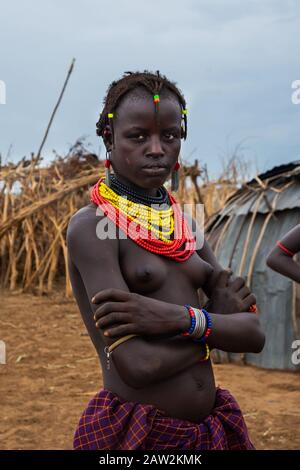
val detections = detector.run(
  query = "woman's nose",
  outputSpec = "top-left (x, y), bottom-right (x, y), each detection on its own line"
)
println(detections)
top-left (147, 135), bottom-right (164, 156)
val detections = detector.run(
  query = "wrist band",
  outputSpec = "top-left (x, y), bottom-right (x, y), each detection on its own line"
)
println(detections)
top-left (181, 305), bottom-right (212, 342)
top-left (190, 308), bottom-right (207, 339)
top-left (181, 304), bottom-right (196, 336)
top-left (193, 308), bottom-right (212, 343)
top-left (276, 241), bottom-right (295, 257)
top-left (181, 305), bottom-right (205, 337)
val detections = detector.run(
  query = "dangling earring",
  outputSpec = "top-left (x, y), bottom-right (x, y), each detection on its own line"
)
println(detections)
top-left (105, 149), bottom-right (112, 187)
top-left (103, 114), bottom-right (114, 187)
top-left (171, 161), bottom-right (180, 192)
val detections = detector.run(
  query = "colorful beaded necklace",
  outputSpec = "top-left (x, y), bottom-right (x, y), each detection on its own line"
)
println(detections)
top-left (90, 177), bottom-right (196, 261)
top-left (110, 174), bottom-right (170, 207)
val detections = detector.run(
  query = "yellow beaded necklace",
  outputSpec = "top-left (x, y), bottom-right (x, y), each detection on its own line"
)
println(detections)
top-left (99, 182), bottom-right (175, 243)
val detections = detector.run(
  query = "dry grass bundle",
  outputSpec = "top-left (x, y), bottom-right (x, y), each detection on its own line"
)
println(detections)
top-left (0, 141), bottom-right (103, 296)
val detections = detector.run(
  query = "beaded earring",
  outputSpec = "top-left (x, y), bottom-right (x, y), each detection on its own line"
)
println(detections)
top-left (171, 161), bottom-right (180, 192)
top-left (172, 109), bottom-right (187, 190)
top-left (104, 150), bottom-right (111, 187)
top-left (103, 113), bottom-right (114, 187)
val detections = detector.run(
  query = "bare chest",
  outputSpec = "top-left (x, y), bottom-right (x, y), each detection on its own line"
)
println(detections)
top-left (118, 237), bottom-right (213, 297)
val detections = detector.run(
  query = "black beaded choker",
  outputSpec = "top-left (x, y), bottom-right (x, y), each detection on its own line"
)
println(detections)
top-left (109, 174), bottom-right (170, 207)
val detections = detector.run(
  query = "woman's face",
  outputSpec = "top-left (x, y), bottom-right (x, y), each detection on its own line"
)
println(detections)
top-left (104, 88), bottom-right (182, 196)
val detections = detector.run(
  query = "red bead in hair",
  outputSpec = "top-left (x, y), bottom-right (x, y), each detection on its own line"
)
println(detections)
top-left (174, 162), bottom-right (180, 171)
top-left (104, 159), bottom-right (111, 168)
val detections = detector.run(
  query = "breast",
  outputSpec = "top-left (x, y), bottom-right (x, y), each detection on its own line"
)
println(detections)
top-left (119, 244), bottom-right (169, 294)
top-left (119, 237), bottom-right (214, 295)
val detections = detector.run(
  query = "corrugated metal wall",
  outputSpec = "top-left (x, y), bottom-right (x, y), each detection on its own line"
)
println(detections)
top-left (208, 208), bottom-right (300, 370)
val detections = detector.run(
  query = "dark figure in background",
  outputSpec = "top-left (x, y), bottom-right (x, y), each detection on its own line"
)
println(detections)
top-left (67, 71), bottom-right (265, 450)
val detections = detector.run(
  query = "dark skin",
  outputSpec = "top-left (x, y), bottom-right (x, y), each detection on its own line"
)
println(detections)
top-left (67, 87), bottom-right (265, 423)
top-left (266, 224), bottom-right (300, 283)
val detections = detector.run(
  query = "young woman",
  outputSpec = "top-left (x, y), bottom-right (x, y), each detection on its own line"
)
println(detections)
top-left (67, 71), bottom-right (265, 450)
top-left (266, 224), bottom-right (300, 283)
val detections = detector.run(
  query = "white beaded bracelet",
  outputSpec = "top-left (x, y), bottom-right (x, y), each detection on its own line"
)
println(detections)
top-left (189, 307), bottom-right (207, 339)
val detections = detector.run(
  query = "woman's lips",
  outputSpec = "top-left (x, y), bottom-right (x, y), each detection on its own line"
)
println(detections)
top-left (141, 166), bottom-right (169, 175)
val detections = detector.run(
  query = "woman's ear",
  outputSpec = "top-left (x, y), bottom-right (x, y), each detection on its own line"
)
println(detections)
top-left (103, 125), bottom-right (113, 149)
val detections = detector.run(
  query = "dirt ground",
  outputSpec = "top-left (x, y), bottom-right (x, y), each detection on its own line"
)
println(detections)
top-left (0, 291), bottom-right (299, 450)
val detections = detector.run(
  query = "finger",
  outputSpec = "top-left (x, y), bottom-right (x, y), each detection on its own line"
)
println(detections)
top-left (238, 286), bottom-right (251, 299)
top-left (216, 269), bottom-right (232, 288)
top-left (96, 312), bottom-right (132, 329)
top-left (104, 324), bottom-right (136, 338)
top-left (94, 302), bottom-right (128, 321)
top-left (92, 288), bottom-right (131, 304)
top-left (242, 294), bottom-right (257, 311)
top-left (229, 276), bottom-right (245, 292)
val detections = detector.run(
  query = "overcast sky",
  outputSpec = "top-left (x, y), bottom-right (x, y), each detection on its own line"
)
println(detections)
top-left (0, 0), bottom-right (300, 178)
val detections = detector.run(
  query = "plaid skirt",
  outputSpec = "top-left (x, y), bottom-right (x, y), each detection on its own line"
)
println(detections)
top-left (73, 387), bottom-right (255, 450)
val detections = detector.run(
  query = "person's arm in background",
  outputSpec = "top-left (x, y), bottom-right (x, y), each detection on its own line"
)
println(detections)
top-left (266, 224), bottom-right (300, 283)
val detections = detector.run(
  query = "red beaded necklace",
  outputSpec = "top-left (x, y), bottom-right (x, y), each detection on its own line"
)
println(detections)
top-left (90, 178), bottom-right (196, 262)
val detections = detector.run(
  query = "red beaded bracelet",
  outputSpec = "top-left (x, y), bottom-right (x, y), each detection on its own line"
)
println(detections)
top-left (181, 305), bottom-right (196, 337)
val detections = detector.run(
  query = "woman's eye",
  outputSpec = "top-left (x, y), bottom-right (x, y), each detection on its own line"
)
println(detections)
top-left (164, 133), bottom-right (176, 140)
top-left (129, 133), bottom-right (178, 142)
top-left (131, 134), bottom-right (146, 141)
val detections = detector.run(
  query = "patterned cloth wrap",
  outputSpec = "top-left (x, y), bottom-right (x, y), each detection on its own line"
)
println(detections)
top-left (73, 387), bottom-right (255, 450)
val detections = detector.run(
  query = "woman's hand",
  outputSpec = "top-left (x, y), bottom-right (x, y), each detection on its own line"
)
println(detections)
top-left (92, 288), bottom-right (190, 338)
top-left (206, 269), bottom-right (256, 314)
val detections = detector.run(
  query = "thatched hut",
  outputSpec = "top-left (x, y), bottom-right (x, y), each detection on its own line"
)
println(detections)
top-left (205, 161), bottom-right (300, 371)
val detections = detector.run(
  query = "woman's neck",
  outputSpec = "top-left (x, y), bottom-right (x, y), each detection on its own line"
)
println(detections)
top-left (112, 173), bottom-right (160, 197)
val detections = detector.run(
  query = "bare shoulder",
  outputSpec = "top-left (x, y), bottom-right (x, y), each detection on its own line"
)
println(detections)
top-left (66, 203), bottom-right (119, 265)
top-left (68, 202), bottom-right (101, 227)
top-left (67, 201), bottom-right (110, 236)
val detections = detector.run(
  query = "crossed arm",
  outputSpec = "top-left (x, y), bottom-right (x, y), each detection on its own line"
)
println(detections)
top-left (67, 210), bottom-right (264, 390)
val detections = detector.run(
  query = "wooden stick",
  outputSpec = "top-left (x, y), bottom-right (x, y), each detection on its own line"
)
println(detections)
top-left (36, 58), bottom-right (75, 162)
